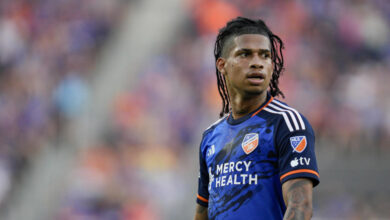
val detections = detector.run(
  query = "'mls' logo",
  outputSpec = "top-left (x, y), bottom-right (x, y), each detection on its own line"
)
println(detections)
top-left (290, 136), bottom-right (307, 153)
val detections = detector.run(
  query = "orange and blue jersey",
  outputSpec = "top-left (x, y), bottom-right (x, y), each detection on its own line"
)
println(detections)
top-left (196, 94), bottom-right (319, 220)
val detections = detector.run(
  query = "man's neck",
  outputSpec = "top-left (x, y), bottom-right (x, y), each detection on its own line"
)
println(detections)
top-left (230, 91), bottom-right (267, 120)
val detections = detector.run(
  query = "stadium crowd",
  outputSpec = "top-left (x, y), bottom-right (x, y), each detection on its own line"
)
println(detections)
top-left (0, 0), bottom-right (128, 208)
top-left (0, 0), bottom-right (389, 219)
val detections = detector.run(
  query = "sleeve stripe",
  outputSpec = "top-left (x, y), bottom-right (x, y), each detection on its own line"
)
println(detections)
top-left (197, 194), bottom-right (209, 203)
top-left (205, 115), bottom-right (228, 130)
top-left (273, 100), bottom-right (306, 130)
top-left (268, 103), bottom-right (300, 130)
top-left (280, 169), bottom-right (320, 181)
top-left (264, 107), bottom-right (294, 132)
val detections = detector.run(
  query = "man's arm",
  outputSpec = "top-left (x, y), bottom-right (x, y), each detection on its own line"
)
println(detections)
top-left (194, 204), bottom-right (208, 220)
top-left (282, 178), bottom-right (313, 220)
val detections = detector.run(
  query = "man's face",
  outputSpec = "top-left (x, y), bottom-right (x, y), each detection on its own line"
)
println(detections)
top-left (217, 34), bottom-right (273, 97)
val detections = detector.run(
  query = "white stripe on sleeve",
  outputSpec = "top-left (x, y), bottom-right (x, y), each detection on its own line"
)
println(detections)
top-left (273, 100), bottom-right (306, 130)
top-left (264, 107), bottom-right (294, 132)
top-left (268, 103), bottom-right (300, 130)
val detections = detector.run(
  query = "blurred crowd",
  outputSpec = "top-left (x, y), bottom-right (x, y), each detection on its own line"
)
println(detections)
top-left (0, 0), bottom-right (389, 219)
top-left (0, 0), bottom-right (128, 210)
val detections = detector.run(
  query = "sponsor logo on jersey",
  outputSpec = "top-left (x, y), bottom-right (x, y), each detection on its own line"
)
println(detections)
top-left (290, 136), bottom-right (307, 153)
top-left (210, 161), bottom-right (258, 188)
top-left (242, 133), bottom-right (259, 154)
top-left (290, 157), bottom-right (311, 167)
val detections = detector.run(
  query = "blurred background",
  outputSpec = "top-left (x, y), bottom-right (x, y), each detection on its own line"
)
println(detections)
top-left (0, 0), bottom-right (389, 219)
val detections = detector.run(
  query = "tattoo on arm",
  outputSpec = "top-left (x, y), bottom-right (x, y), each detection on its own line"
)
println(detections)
top-left (282, 178), bottom-right (313, 220)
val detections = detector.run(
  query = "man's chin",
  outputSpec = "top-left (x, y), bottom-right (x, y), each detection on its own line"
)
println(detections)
top-left (243, 89), bottom-right (266, 97)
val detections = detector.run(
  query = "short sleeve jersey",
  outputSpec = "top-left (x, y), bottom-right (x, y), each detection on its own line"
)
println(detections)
top-left (196, 95), bottom-right (319, 220)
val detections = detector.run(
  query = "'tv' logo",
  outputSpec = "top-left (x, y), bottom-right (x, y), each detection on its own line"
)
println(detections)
top-left (290, 157), bottom-right (311, 167)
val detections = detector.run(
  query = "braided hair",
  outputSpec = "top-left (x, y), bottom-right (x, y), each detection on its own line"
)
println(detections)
top-left (214, 17), bottom-right (285, 117)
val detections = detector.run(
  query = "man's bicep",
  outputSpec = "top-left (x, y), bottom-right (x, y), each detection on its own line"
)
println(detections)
top-left (282, 178), bottom-right (313, 220)
top-left (194, 204), bottom-right (208, 220)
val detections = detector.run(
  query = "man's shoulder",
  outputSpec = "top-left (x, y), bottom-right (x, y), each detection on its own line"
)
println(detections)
top-left (202, 115), bottom-right (228, 136)
top-left (198, 115), bottom-right (227, 152)
top-left (261, 98), bottom-right (311, 133)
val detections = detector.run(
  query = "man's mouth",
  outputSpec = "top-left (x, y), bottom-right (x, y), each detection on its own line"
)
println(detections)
top-left (247, 73), bottom-right (265, 84)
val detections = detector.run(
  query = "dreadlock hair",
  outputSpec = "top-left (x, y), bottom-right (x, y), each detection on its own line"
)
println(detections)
top-left (214, 17), bottom-right (285, 118)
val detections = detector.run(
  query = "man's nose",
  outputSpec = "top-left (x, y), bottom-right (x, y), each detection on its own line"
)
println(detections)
top-left (249, 55), bottom-right (264, 69)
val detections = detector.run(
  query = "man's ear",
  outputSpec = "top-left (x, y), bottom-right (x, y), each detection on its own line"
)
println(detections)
top-left (216, 57), bottom-right (226, 75)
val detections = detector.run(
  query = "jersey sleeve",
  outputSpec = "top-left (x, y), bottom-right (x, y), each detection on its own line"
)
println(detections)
top-left (196, 135), bottom-right (209, 207)
top-left (276, 114), bottom-right (320, 187)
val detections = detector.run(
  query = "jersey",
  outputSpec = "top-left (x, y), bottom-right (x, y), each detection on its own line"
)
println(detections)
top-left (196, 94), bottom-right (319, 220)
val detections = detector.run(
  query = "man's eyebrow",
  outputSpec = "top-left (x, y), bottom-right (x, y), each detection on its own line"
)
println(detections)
top-left (259, 48), bottom-right (271, 53)
top-left (235, 48), bottom-right (271, 53)
top-left (235, 48), bottom-right (252, 53)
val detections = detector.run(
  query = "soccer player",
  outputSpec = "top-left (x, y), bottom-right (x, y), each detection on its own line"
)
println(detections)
top-left (194, 17), bottom-right (320, 220)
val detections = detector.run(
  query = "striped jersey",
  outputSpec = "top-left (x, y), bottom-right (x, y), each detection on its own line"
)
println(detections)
top-left (196, 94), bottom-right (319, 220)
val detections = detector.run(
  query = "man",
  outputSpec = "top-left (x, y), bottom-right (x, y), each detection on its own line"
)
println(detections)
top-left (194, 17), bottom-right (319, 220)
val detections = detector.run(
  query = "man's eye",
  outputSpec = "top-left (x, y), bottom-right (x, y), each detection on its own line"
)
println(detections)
top-left (263, 53), bottom-right (271, 58)
top-left (240, 52), bottom-right (249, 57)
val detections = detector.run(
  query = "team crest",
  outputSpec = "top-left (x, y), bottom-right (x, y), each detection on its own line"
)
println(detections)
top-left (290, 136), bottom-right (307, 153)
top-left (241, 133), bottom-right (259, 154)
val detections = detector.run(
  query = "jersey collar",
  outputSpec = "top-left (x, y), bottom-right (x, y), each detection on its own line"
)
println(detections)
top-left (227, 93), bottom-right (273, 125)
